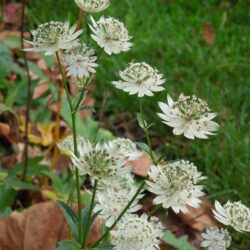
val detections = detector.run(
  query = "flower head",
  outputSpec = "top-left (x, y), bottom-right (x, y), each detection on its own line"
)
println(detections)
top-left (201, 227), bottom-right (231, 250)
top-left (111, 214), bottom-right (164, 250)
top-left (25, 21), bottom-right (82, 55)
top-left (62, 41), bottom-right (98, 78)
top-left (75, 0), bottom-right (110, 13)
top-left (108, 137), bottom-right (143, 161)
top-left (89, 16), bottom-right (132, 55)
top-left (158, 94), bottom-right (219, 139)
top-left (146, 160), bottom-right (206, 213)
top-left (94, 181), bottom-right (144, 227)
top-left (213, 201), bottom-right (250, 232)
top-left (112, 62), bottom-right (165, 97)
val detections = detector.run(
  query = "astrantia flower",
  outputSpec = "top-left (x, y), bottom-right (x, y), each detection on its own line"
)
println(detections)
top-left (112, 62), bottom-right (165, 97)
top-left (158, 94), bottom-right (219, 139)
top-left (146, 160), bottom-right (206, 213)
top-left (111, 214), bottom-right (164, 250)
top-left (75, 0), bottom-right (110, 13)
top-left (89, 16), bottom-right (132, 55)
top-left (201, 227), bottom-right (231, 250)
top-left (213, 201), bottom-right (250, 232)
top-left (94, 181), bottom-right (144, 227)
top-left (73, 140), bottom-right (131, 184)
top-left (25, 21), bottom-right (82, 55)
top-left (62, 41), bottom-right (98, 78)
top-left (108, 137), bottom-right (143, 161)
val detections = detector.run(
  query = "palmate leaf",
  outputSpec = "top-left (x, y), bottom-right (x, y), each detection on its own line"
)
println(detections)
top-left (57, 201), bottom-right (78, 241)
top-left (162, 230), bottom-right (195, 250)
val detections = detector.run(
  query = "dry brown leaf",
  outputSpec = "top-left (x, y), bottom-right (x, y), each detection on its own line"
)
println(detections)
top-left (202, 22), bottom-right (215, 47)
top-left (32, 81), bottom-right (50, 99)
top-left (0, 201), bottom-right (101, 250)
top-left (126, 154), bottom-right (152, 177)
top-left (178, 197), bottom-right (220, 231)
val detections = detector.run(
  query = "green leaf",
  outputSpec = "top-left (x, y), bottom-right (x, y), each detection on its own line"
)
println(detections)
top-left (162, 230), bottom-right (195, 250)
top-left (75, 105), bottom-right (95, 114)
top-left (136, 113), bottom-right (147, 129)
top-left (72, 89), bottom-right (88, 111)
top-left (4, 178), bottom-right (40, 191)
top-left (0, 188), bottom-right (16, 213)
top-left (56, 240), bottom-right (81, 250)
top-left (95, 242), bottom-right (114, 249)
top-left (136, 142), bottom-right (152, 156)
top-left (57, 201), bottom-right (78, 241)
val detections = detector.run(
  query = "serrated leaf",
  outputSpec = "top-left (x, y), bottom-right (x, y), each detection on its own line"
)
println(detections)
top-left (57, 201), bottom-right (78, 241)
top-left (162, 230), bottom-right (195, 250)
top-left (56, 240), bottom-right (81, 250)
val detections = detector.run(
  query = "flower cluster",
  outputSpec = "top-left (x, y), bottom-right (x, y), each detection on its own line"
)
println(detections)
top-left (111, 214), bottom-right (164, 250)
top-left (25, 21), bottom-right (82, 55)
top-left (213, 200), bottom-right (250, 232)
top-left (201, 227), bottom-right (231, 250)
top-left (75, 0), bottom-right (110, 13)
top-left (147, 160), bottom-right (206, 213)
top-left (94, 180), bottom-right (144, 227)
top-left (62, 41), bottom-right (98, 78)
top-left (158, 94), bottom-right (219, 139)
top-left (112, 62), bottom-right (165, 97)
top-left (89, 16), bottom-right (133, 55)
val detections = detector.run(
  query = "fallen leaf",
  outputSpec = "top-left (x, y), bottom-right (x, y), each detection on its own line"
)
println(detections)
top-left (178, 197), bottom-right (219, 231)
top-left (126, 154), bottom-right (152, 177)
top-left (202, 22), bottom-right (214, 47)
top-left (0, 201), bottom-right (101, 250)
top-left (32, 81), bottom-right (50, 99)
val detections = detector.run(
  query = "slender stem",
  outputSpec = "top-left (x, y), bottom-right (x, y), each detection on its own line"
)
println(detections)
top-left (82, 179), bottom-right (98, 248)
top-left (56, 51), bottom-right (83, 244)
top-left (148, 204), bottom-right (161, 217)
top-left (77, 9), bottom-right (84, 31)
top-left (93, 181), bottom-right (145, 247)
top-left (139, 99), bottom-right (156, 164)
top-left (21, 0), bottom-right (32, 181)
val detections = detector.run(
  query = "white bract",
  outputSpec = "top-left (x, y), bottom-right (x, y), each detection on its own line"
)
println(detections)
top-left (213, 201), bottom-right (250, 232)
top-left (201, 227), bottom-right (231, 250)
top-left (147, 160), bottom-right (206, 213)
top-left (94, 181), bottom-right (144, 227)
top-left (112, 62), bottom-right (165, 97)
top-left (108, 137), bottom-right (143, 161)
top-left (75, 0), bottom-right (110, 13)
top-left (89, 16), bottom-right (132, 55)
top-left (24, 21), bottom-right (82, 55)
top-left (158, 94), bottom-right (219, 139)
top-left (111, 213), bottom-right (164, 250)
top-left (62, 41), bottom-right (98, 78)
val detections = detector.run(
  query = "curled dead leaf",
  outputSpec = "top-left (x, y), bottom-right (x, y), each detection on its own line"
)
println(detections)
top-left (202, 22), bottom-right (215, 47)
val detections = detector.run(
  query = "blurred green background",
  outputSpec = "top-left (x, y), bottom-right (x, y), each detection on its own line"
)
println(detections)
top-left (27, 0), bottom-right (249, 247)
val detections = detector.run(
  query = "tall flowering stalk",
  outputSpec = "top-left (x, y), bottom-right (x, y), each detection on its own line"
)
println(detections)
top-left (24, 0), bottom-right (249, 249)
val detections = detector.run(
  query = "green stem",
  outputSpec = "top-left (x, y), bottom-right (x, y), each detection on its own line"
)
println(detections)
top-left (93, 181), bottom-right (145, 248)
top-left (82, 179), bottom-right (98, 248)
top-left (139, 98), bottom-right (156, 164)
top-left (56, 51), bottom-right (83, 244)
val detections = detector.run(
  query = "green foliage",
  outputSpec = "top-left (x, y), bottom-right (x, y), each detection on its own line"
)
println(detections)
top-left (162, 230), bottom-right (195, 250)
top-left (56, 240), bottom-right (81, 250)
top-left (57, 201), bottom-right (79, 241)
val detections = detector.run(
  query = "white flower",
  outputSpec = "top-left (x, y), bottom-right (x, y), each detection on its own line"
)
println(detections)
top-left (112, 62), bottom-right (165, 97)
top-left (111, 214), bottom-right (164, 250)
top-left (158, 94), bottom-right (220, 139)
top-left (94, 181), bottom-right (144, 227)
top-left (108, 137), bottom-right (143, 161)
top-left (201, 227), bottom-right (231, 250)
top-left (72, 139), bottom-right (131, 184)
top-left (213, 200), bottom-right (250, 232)
top-left (62, 41), bottom-right (98, 78)
top-left (24, 21), bottom-right (82, 55)
top-left (89, 16), bottom-right (132, 55)
top-left (146, 160), bottom-right (206, 213)
top-left (75, 0), bottom-right (110, 13)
